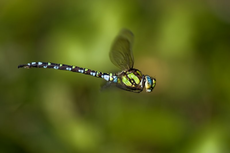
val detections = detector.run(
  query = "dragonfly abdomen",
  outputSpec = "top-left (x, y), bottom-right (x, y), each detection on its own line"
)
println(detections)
top-left (18, 62), bottom-right (118, 83)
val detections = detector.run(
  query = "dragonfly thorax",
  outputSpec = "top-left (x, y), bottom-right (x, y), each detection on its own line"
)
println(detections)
top-left (116, 69), bottom-right (145, 92)
top-left (116, 69), bottom-right (156, 93)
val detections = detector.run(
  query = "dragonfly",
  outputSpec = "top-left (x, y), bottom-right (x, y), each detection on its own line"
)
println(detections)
top-left (18, 29), bottom-right (156, 93)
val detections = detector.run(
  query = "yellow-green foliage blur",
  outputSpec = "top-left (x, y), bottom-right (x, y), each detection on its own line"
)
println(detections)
top-left (1, 0), bottom-right (230, 153)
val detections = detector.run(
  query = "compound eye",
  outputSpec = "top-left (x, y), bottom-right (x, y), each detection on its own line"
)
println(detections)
top-left (145, 76), bottom-right (156, 92)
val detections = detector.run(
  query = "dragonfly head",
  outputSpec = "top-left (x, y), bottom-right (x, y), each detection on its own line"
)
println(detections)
top-left (144, 75), bottom-right (156, 92)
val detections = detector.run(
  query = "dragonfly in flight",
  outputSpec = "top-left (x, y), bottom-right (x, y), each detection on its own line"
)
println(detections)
top-left (18, 29), bottom-right (156, 93)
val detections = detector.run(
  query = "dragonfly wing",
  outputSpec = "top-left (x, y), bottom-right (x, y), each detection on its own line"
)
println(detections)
top-left (116, 83), bottom-right (143, 93)
top-left (101, 81), bottom-right (113, 91)
top-left (109, 29), bottom-right (134, 70)
top-left (101, 81), bottom-right (121, 92)
top-left (101, 81), bottom-right (142, 93)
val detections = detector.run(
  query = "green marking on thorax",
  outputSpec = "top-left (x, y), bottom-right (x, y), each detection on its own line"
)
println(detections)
top-left (127, 73), bottom-right (140, 84)
top-left (136, 70), bottom-right (142, 77)
top-left (122, 76), bottom-right (132, 86)
top-left (60, 64), bottom-right (62, 66)
top-left (72, 66), bottom-right (75, 68)
top-left (48, 62), bottom-right (51, 65)
top-left (117, 78), bottom-right (121, 83)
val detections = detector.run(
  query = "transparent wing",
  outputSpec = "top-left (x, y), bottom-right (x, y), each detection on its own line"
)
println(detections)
top-left (116, 83), bottom-right (143, 93)
top-left (109, 29), bottom-right (134, 70)
top-left (101, 81), bottom-right (142, 93)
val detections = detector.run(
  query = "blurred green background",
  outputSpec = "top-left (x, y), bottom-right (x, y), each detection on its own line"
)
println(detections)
top-left (1, 0), bottom-right (230, 153)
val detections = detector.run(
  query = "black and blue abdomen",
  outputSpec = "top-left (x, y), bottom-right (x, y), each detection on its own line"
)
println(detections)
top-left (18, 62), bottom-right (118, 83)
